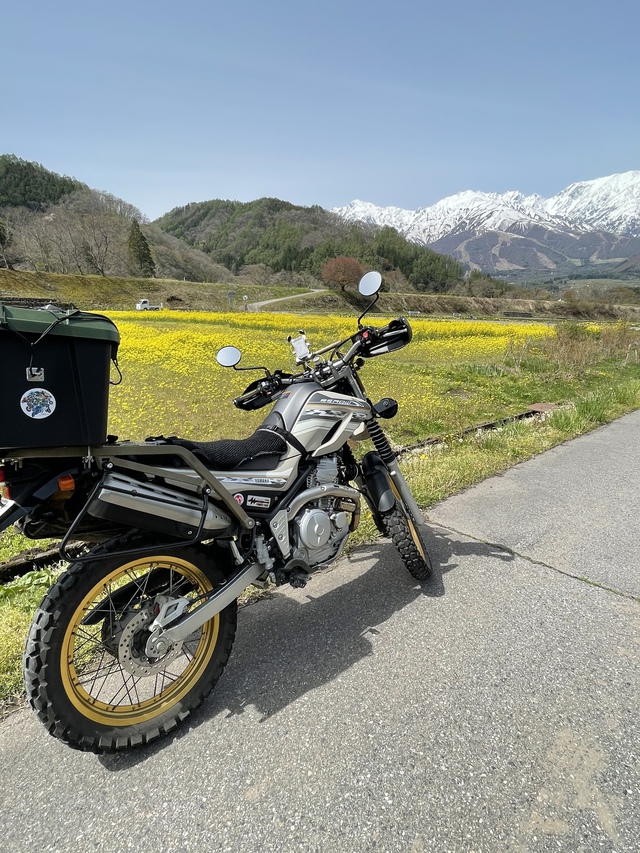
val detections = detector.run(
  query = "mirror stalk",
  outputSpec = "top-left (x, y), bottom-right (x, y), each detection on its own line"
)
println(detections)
top-left (358, 291), bottom-right (380, 327)
top-left (233, 364), bottom-right (272, 377)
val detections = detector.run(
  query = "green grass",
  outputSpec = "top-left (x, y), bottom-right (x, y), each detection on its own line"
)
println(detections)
top-left (0, 268), bottom-right (309, 312)
top-left (402, 383), bottom-right (640, 509)
top-left (0, 601), bottom-right (34, 702)
top-left (0, 572), bottom-right (64, 705)
top-left (0, 528), bottom-right (37, 565)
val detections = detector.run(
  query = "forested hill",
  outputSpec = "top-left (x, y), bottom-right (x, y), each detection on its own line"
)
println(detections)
top-left (0, 157), bottom-right (234, 282)
top-left (0, 155), bottom-right (464, 292)
top-left (0, 155), bottom-right (85, 209)
top-left (155, 198), bottom-right (463, 291)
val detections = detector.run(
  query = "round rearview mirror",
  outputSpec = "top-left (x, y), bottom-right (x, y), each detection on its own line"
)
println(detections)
top-left (216, 345), bottom-right (242, 367)
top-left (358, 270), bottom-right (382, 297)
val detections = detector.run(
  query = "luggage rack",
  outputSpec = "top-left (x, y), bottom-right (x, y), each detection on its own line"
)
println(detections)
top-left (1, 442), bottom-right (256, 562)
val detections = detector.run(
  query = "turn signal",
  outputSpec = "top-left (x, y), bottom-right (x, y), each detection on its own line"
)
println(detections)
top-left (57, 474), bottom-right (76, 492)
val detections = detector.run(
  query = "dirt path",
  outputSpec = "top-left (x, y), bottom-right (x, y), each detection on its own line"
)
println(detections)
top-left (244, 289), bottom-right (327, 311)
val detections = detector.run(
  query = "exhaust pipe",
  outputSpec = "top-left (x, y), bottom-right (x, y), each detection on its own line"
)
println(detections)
top-left (88, 472), bottom-right (233, 538)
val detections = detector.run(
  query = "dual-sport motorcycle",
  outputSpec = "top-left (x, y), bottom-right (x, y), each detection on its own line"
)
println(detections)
top-left (0, 271), bottom-right (431, 753)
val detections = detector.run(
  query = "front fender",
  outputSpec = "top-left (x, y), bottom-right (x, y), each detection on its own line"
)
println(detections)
top-left (361, 452), bottom-right (395, 518)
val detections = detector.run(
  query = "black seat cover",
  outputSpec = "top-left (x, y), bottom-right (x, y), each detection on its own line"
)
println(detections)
top-left (168, 428), bottom-right (287, 471)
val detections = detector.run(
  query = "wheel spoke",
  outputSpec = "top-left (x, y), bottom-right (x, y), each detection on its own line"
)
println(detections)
top-left (76, 654), bottom-right (117, 687)
top-left (108, 670), bottom-right (142, 707)
top-left (72, 600), bottom-right (201, 708)
top-left (158, 668), bottom-right (181, 689)
top-left (82, 658), bottom-right (120, 698)
top-left (73, 626), bottom-right (101, 652)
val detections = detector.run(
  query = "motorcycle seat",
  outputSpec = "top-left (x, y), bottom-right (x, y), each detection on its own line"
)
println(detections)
top-left (166, 428), bottom-right (288, 471)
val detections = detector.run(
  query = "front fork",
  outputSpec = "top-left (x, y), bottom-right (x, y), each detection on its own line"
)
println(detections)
top-left (358, 418), bottom-right (425, 527)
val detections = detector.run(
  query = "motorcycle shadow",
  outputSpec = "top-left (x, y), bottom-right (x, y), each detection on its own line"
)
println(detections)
top-left (99, 527), bottom-right (512, 770)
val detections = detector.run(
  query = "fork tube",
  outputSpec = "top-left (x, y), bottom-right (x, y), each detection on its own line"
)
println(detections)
top-left (366, 418), bottom-right (425, 526)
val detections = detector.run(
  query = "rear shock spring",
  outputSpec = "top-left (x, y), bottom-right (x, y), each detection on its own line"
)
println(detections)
top-left (366, 418), bottom-right (396, 466)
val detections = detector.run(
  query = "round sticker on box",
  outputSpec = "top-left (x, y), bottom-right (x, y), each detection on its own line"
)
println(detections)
top-left (20, 388), bottom-right (56, 419)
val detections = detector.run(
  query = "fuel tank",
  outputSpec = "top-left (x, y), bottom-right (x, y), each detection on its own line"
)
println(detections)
top-left (264, 382), bottom-right (371, 456)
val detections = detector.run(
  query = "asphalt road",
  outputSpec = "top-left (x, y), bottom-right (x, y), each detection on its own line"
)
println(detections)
top-left (1, 413), bottom-right (639, 852)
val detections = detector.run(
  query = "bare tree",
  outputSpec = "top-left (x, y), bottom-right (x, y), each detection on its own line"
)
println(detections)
top-left (1, 190), bottom-right (131, 276)
top-left (12, 208), bottom-right (57, 272)
top-left (58, 190), bottom-right (129, 276)
top-left (0, 211), bottom-right (17, 269)
top-left (321, 256), bottom-right (364, 292)
top-left (240, 263), bottom-right (274, 287)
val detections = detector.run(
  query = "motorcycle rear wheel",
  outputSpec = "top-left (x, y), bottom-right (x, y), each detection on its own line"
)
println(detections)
top-left (23, 544), bottom-right (237, 753)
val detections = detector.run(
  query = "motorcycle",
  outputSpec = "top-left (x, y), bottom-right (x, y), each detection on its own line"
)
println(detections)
top-left (0, 271), bottom-right (431, 753)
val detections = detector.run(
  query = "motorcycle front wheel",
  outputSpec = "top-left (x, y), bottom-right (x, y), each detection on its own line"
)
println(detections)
top-left (23, 544), bottom-right (237, 753)
top-left (380, 478), bottom-right (432, 581)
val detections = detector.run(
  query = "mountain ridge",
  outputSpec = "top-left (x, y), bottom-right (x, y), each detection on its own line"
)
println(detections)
top-left (0, 157), bottom-right (463, 291)
top-left (3, 153), bottom-right (640, 282)
top-left (332, 172), bottom-right (640, 274)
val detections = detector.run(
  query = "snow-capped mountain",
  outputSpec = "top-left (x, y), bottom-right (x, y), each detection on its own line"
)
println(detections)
top-left (332, 172), bottom-right (640, 273)
top-left (335, 190), bottom-right (557, 244)
top-left (543, 172), bottom-right (640, 236)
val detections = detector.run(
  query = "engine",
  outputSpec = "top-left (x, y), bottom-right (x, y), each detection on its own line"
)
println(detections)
top-left (289, 455), bottom-right (359, 568)
top-left (307, 456), bottom-right (340, 488)
top-left (292, 501), bottom-right (352, 567)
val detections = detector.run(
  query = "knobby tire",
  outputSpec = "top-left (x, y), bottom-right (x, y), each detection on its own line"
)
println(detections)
top-left (23, 544), bottom-right (237, 753)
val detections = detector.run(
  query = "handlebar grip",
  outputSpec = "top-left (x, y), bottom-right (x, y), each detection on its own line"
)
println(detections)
top-left (359, 318), bottom-right (412, 356)
top-left (233, 380), bottom-right (273, 410)
top-left (234, 372), bottom-right (294, 410)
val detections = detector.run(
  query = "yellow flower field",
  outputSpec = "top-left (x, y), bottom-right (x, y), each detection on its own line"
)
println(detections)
top-left (105, 310), bottom-right (556, 444)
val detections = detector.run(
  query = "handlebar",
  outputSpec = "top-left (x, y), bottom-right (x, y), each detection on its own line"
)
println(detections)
top-left (233, 371), bottom-right (294, 410)
top-left (233, 317), bottom-right (413, 410)
top-left (307, 317), bottom-right (413, 363)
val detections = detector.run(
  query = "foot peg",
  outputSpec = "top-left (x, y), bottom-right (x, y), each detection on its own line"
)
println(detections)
top-left (273, 558), bottom-right (311, 588)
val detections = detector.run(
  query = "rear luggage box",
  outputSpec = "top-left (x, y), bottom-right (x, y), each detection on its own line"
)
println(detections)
top-left (0, 303), bottom-right (120, 450)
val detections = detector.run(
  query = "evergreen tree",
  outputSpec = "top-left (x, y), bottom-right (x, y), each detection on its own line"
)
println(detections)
top-left (409, 250), bottom-right (463, 292)
top-left (0, 154), bottom-right (83, 209)
top-left (128, 218), bottom-right (156, 278)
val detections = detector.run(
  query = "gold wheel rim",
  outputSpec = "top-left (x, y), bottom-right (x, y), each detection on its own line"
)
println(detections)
top-left (388, 477), bottom-right (426, 561)
top-left (406, 515), bottom-right (427, 561)
top-left (60, 556), bottom-right (219, 726)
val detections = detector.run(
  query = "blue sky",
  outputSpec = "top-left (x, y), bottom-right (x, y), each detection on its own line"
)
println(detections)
top-left (4, 0), bottom-right (639, 219)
